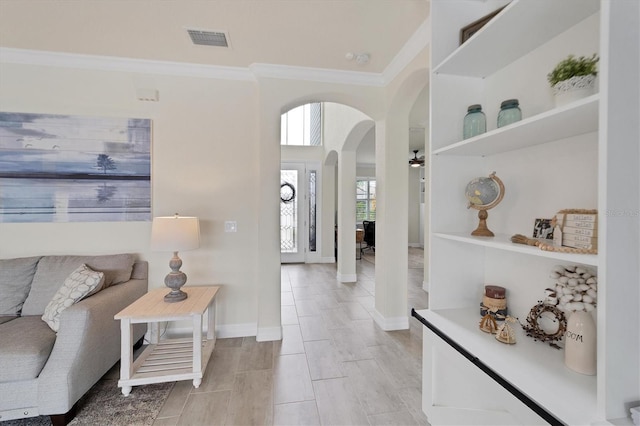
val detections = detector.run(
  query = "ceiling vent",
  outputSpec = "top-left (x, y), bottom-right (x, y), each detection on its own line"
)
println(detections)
top-left (187, 29), bottom-right (229, 48)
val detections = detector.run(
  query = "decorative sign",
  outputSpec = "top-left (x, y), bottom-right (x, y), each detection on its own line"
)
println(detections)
top-left (0, 112), bottom-right (151, 223)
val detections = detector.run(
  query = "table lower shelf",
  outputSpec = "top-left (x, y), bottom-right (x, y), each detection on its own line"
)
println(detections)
top-left (119, 338), bottom-right (215, 388)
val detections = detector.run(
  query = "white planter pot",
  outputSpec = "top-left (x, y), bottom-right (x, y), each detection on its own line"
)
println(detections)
top-left (553, 75), bottom-right (596, 107)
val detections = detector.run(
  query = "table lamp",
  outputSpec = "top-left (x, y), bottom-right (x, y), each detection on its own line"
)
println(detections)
top-left (151, 214), bottom-right (200, 302)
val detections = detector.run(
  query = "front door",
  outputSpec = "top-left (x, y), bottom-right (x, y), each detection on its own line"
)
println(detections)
top-left (280, 163), bottom-right (305, 263)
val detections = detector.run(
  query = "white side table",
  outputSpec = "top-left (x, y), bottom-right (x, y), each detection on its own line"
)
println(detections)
top-left (114, 285), bottom-right (219, 396)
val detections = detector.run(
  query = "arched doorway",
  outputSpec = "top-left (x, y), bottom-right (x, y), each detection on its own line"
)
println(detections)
top-left (279, 101), bottom-right (374, 270)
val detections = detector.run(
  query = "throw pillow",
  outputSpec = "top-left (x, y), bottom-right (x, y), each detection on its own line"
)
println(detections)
top-left (0, 256), bottom-right (42, 316)
top-left (22, 253), bottom-right (135, 316)
top-left (41, 264), bottom-right (105, 332)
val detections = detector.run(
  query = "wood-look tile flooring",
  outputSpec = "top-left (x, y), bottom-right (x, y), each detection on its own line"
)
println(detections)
top-left (153, 257), bottom-right (430, 425)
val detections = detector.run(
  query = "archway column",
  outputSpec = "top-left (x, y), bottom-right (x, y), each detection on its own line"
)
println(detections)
top-left (321, 153), bottom-right (337, 262)
top-left (256, 94), bottom-right (282, 342)
top-left (373, 118), bottom-right (409, 330)
top-left (336, 149), bottom-right (357, 282)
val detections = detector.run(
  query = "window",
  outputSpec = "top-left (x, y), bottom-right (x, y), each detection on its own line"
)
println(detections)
top-left (356, 178), bottom-right (376, 221)
top-left (309, 170), bottom-right (317, 252)
top-left (280, 103), bottom-right (322, 146)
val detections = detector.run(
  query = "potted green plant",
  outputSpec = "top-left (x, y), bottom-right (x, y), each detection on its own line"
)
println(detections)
top-left (547, 54), bottom-right (599, 107)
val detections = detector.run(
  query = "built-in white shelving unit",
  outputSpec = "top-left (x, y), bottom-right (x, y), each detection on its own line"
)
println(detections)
top-left (420, 0), bottom-right (639, 424)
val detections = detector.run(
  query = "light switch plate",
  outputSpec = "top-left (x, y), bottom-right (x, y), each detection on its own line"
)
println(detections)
top-left (224, 221), bottom-right (237, 232)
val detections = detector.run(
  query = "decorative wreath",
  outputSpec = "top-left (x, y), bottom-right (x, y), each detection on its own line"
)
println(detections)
top-left (280, 182), bottom-right (296, 203)
top-left (520, 302), bottom-right (567, 349)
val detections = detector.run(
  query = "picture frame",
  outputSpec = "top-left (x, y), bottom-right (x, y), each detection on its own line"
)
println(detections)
top-left (533, 218), bottom-right (554, 239)
top-left (460, 5), bottom-right (507, 45)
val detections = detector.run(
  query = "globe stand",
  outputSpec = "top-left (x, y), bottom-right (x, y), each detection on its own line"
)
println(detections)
top-left (472, 209), bottom-right (494, 237)
top-left (466, 172), bottom-right (505, 238)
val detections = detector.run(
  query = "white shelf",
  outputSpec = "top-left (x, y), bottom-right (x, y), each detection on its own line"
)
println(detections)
top-left (414, 307), bottom-right (597, 425)
top-left (433, 0), bottom-right (600, 77)
top-left (122, 338), bottom-right (215, 386)
top-left (434, 232), bottom-right (598, 266)
top-left (433, 94), bottom-right (599, 156)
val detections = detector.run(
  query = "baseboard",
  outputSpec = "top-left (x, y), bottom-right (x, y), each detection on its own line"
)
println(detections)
top-left (336, 272), bottom-right (357, 282)
top-left (373, 310), bottom-right (409, 331)
top-left (218, 323), bottom-right (258, 339)
top-left (257, 326), bottom-right (282, 342)
top-left (408, 243), bottom-right (423, 248)
top-left (304, 257), bottom-right (336, 264)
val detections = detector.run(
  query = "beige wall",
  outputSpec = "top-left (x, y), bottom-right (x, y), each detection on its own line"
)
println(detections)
top-left (0, 48), bottom-right (428, 336)
top-left (0, 62), bottom-right (262, 334)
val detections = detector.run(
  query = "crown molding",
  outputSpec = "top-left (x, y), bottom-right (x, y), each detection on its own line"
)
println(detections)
top-left (0, 47), bottom-right (255, 81)
top-left (249, 63), bottom-right (385, 87)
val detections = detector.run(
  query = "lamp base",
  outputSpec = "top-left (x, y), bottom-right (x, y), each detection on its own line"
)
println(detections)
top-left (163, 252), bottom-right (188, 303)
top-left (164, 289), bottom-right (188, 303)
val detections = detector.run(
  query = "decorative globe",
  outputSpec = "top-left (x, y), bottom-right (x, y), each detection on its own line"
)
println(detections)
top-left (465, 172), bottom-right (504, 237)
top-left (466, 176), bottom-right (501, 208)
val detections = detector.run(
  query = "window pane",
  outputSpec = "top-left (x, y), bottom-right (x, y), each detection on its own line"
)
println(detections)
top-left (280, 115), bottom-right (287, 145)
top-left (288, 107), bottom-right (304, 146)
top-left (356, 180), bottom-right (368, 199)
top-left (310, 103), bottom-right (322, 146)
top-left (280, 170), bottom-right (298, 253)
top-left (280, 103), bottom-right (323, 146)
top-left (309, 170), bottom-right (317, 252)
top-left (356, 178), bottom-right (376, 221)
top-left (356, 201), bottom-right (367, 221)
top-left (303, 104), bottom-right (311, 146)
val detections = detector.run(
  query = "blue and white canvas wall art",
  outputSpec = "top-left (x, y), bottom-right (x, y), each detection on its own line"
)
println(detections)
top-left (0, 112), bottom-right (151, 223)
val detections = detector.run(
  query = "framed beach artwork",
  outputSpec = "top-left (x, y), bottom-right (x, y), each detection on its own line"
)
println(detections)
top-left (0, 112), bottom-right (151, 223)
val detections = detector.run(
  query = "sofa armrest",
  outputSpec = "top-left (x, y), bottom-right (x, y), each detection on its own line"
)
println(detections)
top-left (36, 277), bottom-right (147, 415)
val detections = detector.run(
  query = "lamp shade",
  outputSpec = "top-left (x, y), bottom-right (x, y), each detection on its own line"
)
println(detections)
top-left (151, 215), bottom-right (200, 252)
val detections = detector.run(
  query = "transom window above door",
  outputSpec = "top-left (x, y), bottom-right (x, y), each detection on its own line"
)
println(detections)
top-left (280, 103), bottom-right (322, 146)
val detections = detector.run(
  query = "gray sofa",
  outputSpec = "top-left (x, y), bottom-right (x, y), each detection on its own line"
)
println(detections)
top-left (0, 254), bottom-right (148, 424)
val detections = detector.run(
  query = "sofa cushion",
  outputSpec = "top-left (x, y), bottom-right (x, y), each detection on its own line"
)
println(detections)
top-left (42, 264), bottom-right (105, 332)
top-left (0, 316), bottom-right (56, 382)
top-left (22, 253), bottom-right (135, 315)
top-left (0, 315), bottom-right (18, 325)
top-left (0, 256), bottom-right (42, 315)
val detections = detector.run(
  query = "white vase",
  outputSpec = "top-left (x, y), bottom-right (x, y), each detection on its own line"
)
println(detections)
top-left (553, 75), bottom-right (596, 107)
top-left (564, 310), bottom-right (597, 375)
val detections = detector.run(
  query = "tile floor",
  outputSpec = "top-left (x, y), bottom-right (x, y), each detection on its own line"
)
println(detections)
top-left (153, 256), bottom-right (430, 425)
